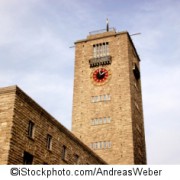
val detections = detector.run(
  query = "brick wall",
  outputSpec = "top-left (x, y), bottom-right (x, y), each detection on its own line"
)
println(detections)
top-left (0, 86), bottom-right (106, 165)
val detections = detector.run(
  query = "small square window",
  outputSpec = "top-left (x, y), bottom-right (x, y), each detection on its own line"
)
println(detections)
top-left (23, 151), bottom-right (33, 164)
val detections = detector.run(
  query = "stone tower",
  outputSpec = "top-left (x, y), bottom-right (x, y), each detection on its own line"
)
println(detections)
top-left (72, 28), bottom-right (146, 164)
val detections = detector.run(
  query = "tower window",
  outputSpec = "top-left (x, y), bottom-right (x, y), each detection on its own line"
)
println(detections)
top-left (91, 117), bottom-right (111, 126)
top-left (104, 142), bottom-right (107, 149)
top-left (133, 63), bottom-right (140, 80)
top-left (90, 42), bottom-right (111, 67)
top-left (93, 42), bottom-right (109, 58)
top-left (107, 141), bottom-right (112, 148)
top-left (99, 118), bottom-right (102, 124)
top-left (103, 117), bottom-right (107, 123)
top-left (107, 117), bottom-right (111, 123)
top-left (91, 94), bottom-right (111, 103)
top-left (47, 134), bottom-right (52, 150)
top-left (90, 141), bottom-right (112, 150)
top-left (95, 142), bottom-right (98, 149)
top-left (28, 121), bottom-right (35, 139)
top-left (23, 151), bottom-right (33, 164)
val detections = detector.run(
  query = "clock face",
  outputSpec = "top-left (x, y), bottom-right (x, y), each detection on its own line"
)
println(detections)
top-left (91, 68), bottom-right (111, 85)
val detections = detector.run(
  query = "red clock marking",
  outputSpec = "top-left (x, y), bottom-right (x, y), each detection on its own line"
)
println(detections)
top-left (93, 68), bottom-right (109, 83)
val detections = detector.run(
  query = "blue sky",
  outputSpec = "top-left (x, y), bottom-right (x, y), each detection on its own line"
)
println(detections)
top-left (0, 0), bottom-right (180, 164)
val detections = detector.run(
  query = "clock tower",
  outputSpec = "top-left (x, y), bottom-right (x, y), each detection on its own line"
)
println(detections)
top-left (72, 28), bottom-right (146, 164)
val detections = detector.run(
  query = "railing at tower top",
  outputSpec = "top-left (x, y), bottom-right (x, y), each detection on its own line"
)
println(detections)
top-left (89, 28), bottom-right (116, 35)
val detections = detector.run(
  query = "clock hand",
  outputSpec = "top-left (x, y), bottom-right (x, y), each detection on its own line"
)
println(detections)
top-left (98, 68), bottom-right (102, 76)
top-left (99, 68), bottom-right (106, 76)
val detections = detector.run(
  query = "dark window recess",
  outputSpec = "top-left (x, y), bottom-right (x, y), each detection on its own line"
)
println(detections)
top-left (61, 145), bottom-right (67, 160)
top-left (89, 55), bottom-right (112, 68)
top-left (23, 151), bottom-right (33, 164)
top-left (74, 154), bottom-right (80, 164)
top-left (133, 64), bottom-right (140, 80)
top-left (47, 134), bottom-right (52, 150)
top-left (28, 121), bottom-right (34, 138)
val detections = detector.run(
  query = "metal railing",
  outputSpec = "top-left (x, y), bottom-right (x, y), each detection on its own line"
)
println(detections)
top-left (89, 28), bottom-right (116, 35)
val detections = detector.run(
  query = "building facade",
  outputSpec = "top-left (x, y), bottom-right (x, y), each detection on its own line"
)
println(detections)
top-left (0, 86), bottom-right (106, 164)
top-left (72, 29), bottom-right (146, 164)
top-left (0, 28), bottom-right (146, 165)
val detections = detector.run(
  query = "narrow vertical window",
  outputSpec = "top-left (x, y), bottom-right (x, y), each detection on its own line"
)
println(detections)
top-left (107, 141), bottom-right (112, 148)
top-left (62, 145), bottom-right (67, 160)
top-left (93, 45), bottom-right (96, 58)
top-left (28, 121), bottom-right (34, 138)
top-left (95, 142), bottom-right (98, 149)
top-left (99, 142), bottom-right (102, 149)
top-left (106, 42), bottom-right (109, 55)
top-left (23, 151), bottom-right (33, 164)
top-left (99, 118), bottom-right (102, 124)
top-left (99, 43), bottom-right (102, 57)
top-left (103, 117), bottom-right (107, 123)
top-left (107, 94), bottom-right (111, 100)
top-left (94, 96), bottom-right (96, 102)
top-left (102, 43), bottom-right (106, 56)
top-left (95, 119), bottom-right (98, 125)
top-left (107, 117), bottom-right (111, 123)
top-left (47, 134), bottom-right (52, 150)
top-left (96, 44), bottom-right (99, 57)
top-left (90, 143), bottom-right (93, 149)
top-left (100, 95), bottom-right (103, 101)
top-left (104, 142), bottom-right (107, 149)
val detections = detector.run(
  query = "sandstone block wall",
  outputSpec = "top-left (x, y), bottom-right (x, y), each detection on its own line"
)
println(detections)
top-left (0, 86), bottom-right (106, 165)
top-left (72, 31), bottom-right (146, 164)
top-left (0, 87), bottom-right (15, 164)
